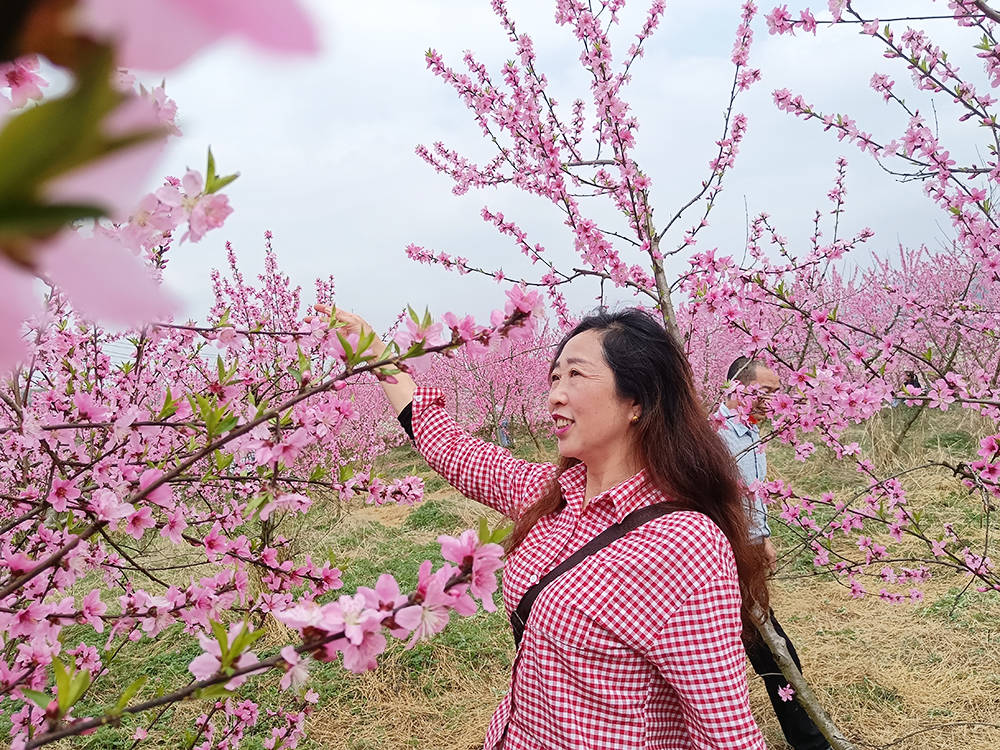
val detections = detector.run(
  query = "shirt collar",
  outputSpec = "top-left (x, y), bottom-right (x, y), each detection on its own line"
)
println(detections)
top-left (557, 465), bottom-right (659, 523)
top-left (718, 402), bottom-right (755, 438)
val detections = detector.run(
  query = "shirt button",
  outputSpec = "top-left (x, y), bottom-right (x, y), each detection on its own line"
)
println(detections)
top-left (413, 395), bottom-right (422, 403)
top-left (528, 573), bottom-right (539, 584)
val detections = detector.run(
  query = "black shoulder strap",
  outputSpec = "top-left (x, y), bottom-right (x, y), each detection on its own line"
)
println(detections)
top-left (510, 501), bottom-right (675, 649)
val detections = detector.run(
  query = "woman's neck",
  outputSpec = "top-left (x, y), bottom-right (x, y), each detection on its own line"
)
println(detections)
top-left (583, 452), bottom-right (643, 503)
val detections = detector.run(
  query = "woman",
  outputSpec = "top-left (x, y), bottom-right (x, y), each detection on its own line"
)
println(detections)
top-left (328, 306), bottom-right (770, 749)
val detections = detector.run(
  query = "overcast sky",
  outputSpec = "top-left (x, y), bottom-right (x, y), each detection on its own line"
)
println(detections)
top-left (148, 1), bottom-right (972, 332)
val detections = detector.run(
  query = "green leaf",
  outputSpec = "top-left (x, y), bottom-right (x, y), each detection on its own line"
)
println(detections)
top-left (357, 330), bottom-right (377, 360)
top-left (490, 523), bottom-right (513, 545)
top-left (230, 626), bottom-right (265, 656)
top-left (68, 669), bottom-right (92, 708)
top-left (336, 331), bottom-right (357, 367)
top-left (193, 684), bottom-right (232, 701)
top-left (21, 688), bottom-right (51, 710)
top-left (336, 464), bottom-right (352, 483)
top-left (204, 147), bottom-right (240, 195)
top-left (478, 517), bottom-right (490, 544)
top-left (0, 45), bottom-right (162, 201)
top-left (53, 658), bottom-right (71, 714)
top-left (214, 451), bottom-right (234, 473)
top-left (245, 493), bottom-right (268, 518)
top-left (210, 620), bottom-right (231, 667)
top-left (206, 147), bottom-right (216, 186)
top-left (311, 465), bottom-right (330, 482)
top-left (0, 201), bottom-right (106, 237)
top-left (113, 676), bottom-right (148, 712)
top-left (404, 341), bottom-right (426, 361)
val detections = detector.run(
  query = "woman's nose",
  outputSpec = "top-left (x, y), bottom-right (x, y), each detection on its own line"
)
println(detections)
top-left (548, 382), bottom-right (566, 407)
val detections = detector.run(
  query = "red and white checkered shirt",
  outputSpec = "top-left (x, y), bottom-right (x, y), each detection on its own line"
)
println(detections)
top-left (412, 387), bottom-right (766, 750)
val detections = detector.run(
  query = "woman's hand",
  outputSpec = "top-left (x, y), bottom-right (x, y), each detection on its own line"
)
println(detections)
top-left (308, 304), bottom-right (386, 357)
top-left (307, 304), bottom-right (415, 414)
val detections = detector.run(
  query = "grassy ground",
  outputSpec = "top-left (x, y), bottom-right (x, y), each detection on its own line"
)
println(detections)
top-left (23, 408), bottom-right (1000, 749)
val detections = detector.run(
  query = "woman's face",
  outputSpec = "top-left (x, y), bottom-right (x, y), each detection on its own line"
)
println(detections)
top-left (548, 329), bottom-right (639, 464)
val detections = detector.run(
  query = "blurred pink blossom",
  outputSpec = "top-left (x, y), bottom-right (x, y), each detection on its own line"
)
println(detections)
top-left (77, 0), bottom-right (319, 71)
top-left (0, 56), bottom-right (48, 108)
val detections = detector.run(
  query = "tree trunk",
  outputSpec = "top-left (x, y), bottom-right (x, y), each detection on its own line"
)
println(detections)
top-left (757, 618), bottom-right (855, 750)
top-left (650, 239), bottom-right (680, 339)
top-left (521, 405), bottom-right (542, 453)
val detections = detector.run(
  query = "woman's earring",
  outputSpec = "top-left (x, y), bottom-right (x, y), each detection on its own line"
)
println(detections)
top-left (630, 414), bottom-right (640, 424)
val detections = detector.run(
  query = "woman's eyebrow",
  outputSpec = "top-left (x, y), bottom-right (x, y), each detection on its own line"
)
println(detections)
top-left (550, 355), bottom-right (591, 371)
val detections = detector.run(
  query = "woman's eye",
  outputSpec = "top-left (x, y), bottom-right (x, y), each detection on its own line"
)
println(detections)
top-left (550, 373), bottom-right (560, 383)
top-left (569, 369), bottom-right (581, 377)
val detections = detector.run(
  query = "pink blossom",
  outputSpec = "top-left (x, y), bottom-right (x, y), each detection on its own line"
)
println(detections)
top-left (443, 312), bottom-right (479, 342)
top-left (278, 646), bottom-right (309, 691)
top-left (89, 489), bottom-right (135, 522)
top-left (765, 6), bottom-right (794, 35)
top-left (47, 478), bottom-right (81, 512)
top-left (188, 623), bottom-right (260, 689)
top-left (124, 506), bottom-right (156, 540)
top-left (394, 561), bottom-right (473, 647)
top-left (504, 284), bottom-right (543, 317)
top-left (438, 530), bottom-right (504, 611)
top-left (335, 630), bottom-right (387, 674)
top-left (1, 56), bottom-right (48, 107)
top-left (73, 392), bottom-right (110, 422)
top-left (161, 508), bottom-right (188, 544)
top-left (321, 594), bottom-right (385, 647)
top-left (394, 317), bottom-right (446, 351)
top-left (203, 522), bottom-right (230, 561)
top-left (778, 684), bottom-right (795, 702)
top-left (0, 258), bottom-right (40, 372)
top-left (259, 492), bottom-right (312, 521)
top-left (138, 469), bottom-right (173, 507)
top-left (77, 0), bottom-right (319, 71)
top-left (186, 193), bottom-right (233, 242)
top-left (80, 590), bottom-right (108, 633)
top-left (40, 231), bottom-right (176, 325)
top-left (978, 435), bottom-right (999, 460)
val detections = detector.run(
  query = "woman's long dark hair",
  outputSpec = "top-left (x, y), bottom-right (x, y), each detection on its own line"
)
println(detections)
top-left (506, 308), bottom-right (770, 626)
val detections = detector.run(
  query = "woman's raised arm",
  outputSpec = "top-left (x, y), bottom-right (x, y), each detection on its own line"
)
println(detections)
top-left (312, 305), bottom-right (553, 520)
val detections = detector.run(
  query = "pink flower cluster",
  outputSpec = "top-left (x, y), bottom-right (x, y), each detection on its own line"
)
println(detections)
top-left (271, 531), bottom-right (504, 672)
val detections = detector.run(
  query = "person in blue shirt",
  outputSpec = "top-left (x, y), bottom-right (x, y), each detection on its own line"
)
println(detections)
top-left (717, 357), bottom-right (831, 750)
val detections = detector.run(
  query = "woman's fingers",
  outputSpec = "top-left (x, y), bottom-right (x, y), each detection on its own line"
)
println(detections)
top-left (303, 305), bottom-right (374, 339)
top-left (303, 303), bottom-right (330, 323)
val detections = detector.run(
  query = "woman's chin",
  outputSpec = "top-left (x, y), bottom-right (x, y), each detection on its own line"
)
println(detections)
top-left (556, 443), bottom-right (580, 461)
